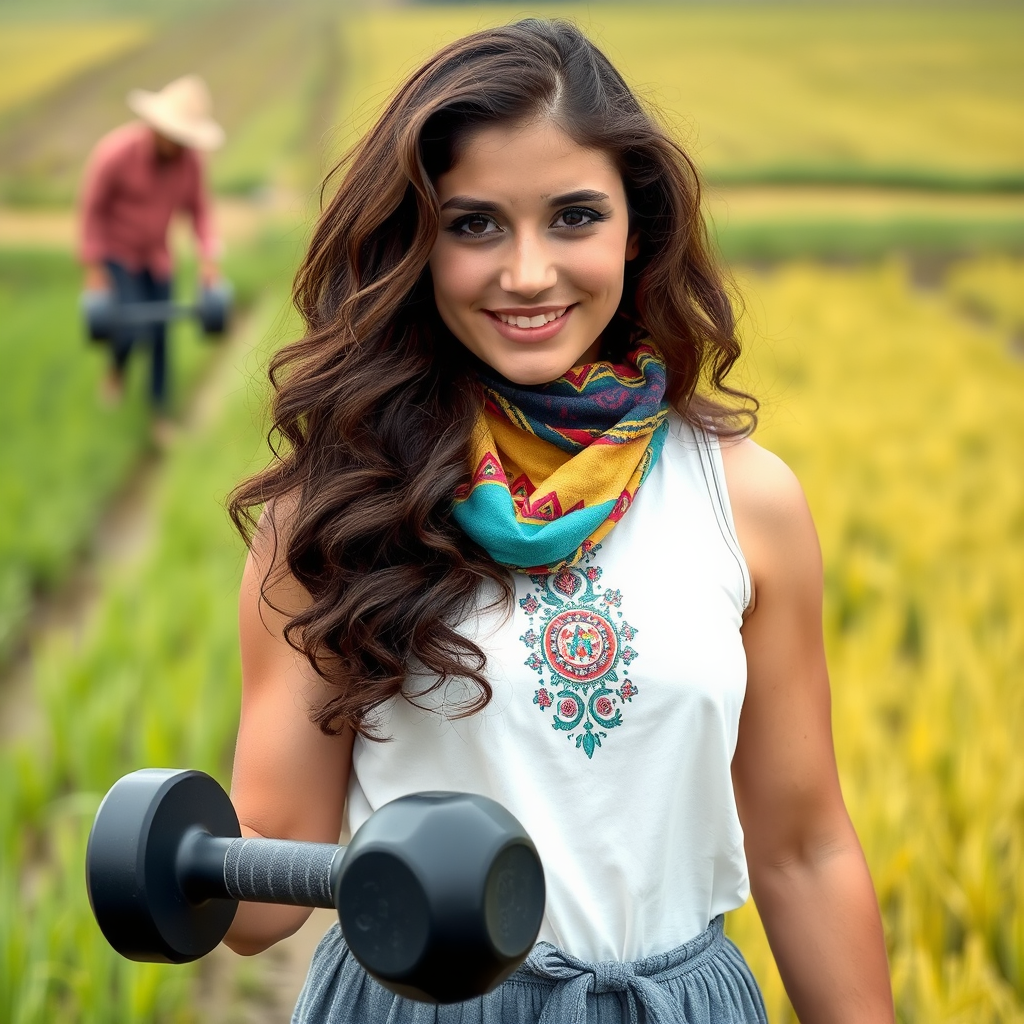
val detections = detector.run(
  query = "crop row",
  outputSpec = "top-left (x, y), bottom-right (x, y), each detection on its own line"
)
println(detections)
top-left (3, 3), bottom-right (1022, 208)
top-left (0, 281), bottom-right (297, 1023)
top-left (0, 3), bottom-right (341, 206)
top-left (0, 235), bottom-right (296, 665)
top-left (0, 21), bottom-right (148, 118)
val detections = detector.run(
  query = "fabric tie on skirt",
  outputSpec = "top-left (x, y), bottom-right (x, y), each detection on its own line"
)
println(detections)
top-left (523, 942), bottom-right (682, 1024)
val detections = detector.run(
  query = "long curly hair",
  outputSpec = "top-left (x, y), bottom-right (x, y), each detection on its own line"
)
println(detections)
top-left (229, 18), bottom-right (757, 737)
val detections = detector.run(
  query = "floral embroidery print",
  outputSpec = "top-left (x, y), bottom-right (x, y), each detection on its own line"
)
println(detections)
top-left (520, 553), bottom-right (640, 759)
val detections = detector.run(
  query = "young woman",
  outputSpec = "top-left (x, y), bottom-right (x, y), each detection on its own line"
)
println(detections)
top-left (225, 19), bottom-right (894, 1024)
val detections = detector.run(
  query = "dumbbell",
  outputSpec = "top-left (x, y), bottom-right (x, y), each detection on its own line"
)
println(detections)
top-left (86, 769), bottom-right (545, 1004)
top-left (81, 282), bottom-right (232, 342)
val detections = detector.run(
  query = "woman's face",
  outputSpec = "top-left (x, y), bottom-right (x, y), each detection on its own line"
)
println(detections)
top-left (429, 118), bottom-right (637, 386)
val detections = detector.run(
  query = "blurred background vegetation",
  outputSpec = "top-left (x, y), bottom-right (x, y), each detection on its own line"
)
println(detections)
top-left (0, 0), bottom-right (1022, 1021)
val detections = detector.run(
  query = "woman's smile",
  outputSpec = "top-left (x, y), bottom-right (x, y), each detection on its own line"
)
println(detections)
top-left (485, 304), bottom-right (575, 342)
top-left (429, 118), bottom-right (637, 385)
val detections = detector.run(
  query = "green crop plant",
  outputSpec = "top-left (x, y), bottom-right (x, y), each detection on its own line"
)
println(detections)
top-left (714, 218), bottom-right (1024, 264)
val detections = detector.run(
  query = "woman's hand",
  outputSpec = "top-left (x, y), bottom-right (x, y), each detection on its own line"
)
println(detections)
top-left (722, 439), bottom-right (895, 1024)
top-left (224, 506), bottom-right (355, 956)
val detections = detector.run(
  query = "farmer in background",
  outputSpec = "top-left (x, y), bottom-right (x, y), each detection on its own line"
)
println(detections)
top-left (78, 75), bottom-right (224, 428)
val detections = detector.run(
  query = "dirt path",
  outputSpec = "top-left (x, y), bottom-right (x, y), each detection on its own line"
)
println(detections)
top-left (0, 190), bottom-right (308, 250)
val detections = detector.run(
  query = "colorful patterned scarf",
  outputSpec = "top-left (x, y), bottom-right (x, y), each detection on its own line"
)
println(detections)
top-left (453, 344), bottom-right (669, 574)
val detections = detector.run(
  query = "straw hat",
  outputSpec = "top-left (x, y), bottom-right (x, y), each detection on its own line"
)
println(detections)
top-left (127, 75), bottom-right (225, 151)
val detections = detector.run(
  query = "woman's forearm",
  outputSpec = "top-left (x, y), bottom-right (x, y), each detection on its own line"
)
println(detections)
top-left (750, 836), bottom-right (894, 1024)
top-left (223, 901), bottom-right (314, 956)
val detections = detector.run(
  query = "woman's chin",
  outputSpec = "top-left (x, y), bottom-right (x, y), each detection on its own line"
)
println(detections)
top-left (477, 343), bottom-right (601, 386)
top-left (489, 360), bottom-right (576, 386)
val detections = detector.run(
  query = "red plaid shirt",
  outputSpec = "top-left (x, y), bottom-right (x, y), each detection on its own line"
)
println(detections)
top-left (79, 121), bottom-right (219, 279)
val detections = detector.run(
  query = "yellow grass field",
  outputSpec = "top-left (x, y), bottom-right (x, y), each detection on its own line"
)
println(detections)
top-left (0, 21), bottom-right (149, 117)
top-left (337, 4), bottom-right (1024, 179)
top-left (725, 259), bottom-right (1024, 1022)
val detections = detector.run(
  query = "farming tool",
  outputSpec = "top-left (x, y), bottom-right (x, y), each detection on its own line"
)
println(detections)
top-left (80, 282), bottom-right (233, 343)
top-left (86, 768), bottom-right (546, 1004)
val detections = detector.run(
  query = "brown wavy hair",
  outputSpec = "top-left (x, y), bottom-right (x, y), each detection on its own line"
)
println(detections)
top-left (229, 18), bottom-right (757, 737)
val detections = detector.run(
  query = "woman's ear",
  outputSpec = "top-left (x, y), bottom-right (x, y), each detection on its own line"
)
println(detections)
top-left (625, 231), bottom-right (640, 261)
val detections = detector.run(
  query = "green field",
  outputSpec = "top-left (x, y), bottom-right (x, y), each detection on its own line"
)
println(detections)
top-left (0, 284), bottom-right (297, 1024)
top-left (338, 3), bottom-right (1024, 187)
top-left (1, 1), bottom-right (1023, 1021)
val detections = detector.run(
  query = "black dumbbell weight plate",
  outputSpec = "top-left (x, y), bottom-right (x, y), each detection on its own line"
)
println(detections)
top-left (197, 282), bottom-right (232, 336)
top-left (86, 769), bottom-right (240, 963)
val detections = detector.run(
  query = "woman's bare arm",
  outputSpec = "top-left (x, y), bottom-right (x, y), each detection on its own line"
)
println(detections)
top-left (722, 438), bottom-right (894, 1024)
top-left (224, 512), bottom-right (354, 956)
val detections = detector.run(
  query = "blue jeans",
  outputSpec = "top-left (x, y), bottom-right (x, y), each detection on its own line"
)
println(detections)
top-left (104, 260), bottom-right (171, 409)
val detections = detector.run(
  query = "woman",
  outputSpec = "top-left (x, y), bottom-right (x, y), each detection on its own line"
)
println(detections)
top-left (225, 19), bottom-right (894, 1024)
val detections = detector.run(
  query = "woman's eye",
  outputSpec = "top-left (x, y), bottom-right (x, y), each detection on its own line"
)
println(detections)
top-left (555, 207), bottom-right (604, 229)
top-left (451, 214), bottom-right (500, 237)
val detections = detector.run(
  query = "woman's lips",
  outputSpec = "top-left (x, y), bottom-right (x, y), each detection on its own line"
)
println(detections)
top-left (485, 304), bottom-right (575, 342)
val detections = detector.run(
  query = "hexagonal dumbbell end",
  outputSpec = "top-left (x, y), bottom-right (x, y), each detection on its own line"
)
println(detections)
top-left (337, 792), bottom-right (545, 1003)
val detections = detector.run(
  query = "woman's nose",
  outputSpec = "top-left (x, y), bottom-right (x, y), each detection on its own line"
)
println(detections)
top-left (498, 234), bottom-right (557, 296)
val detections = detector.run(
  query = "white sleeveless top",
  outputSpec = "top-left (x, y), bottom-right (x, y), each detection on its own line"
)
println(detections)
top-left (345, 415), bottom-right (752, 962)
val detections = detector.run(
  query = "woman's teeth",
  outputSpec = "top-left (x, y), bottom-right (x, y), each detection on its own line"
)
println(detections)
top-left (494, 307), bottom-right (568, 328)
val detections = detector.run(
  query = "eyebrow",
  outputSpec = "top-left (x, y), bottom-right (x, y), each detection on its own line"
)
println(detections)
top-left (548, 189), bottom-right (611, 206)
top-left (439, 189), bottom-right (611, 213)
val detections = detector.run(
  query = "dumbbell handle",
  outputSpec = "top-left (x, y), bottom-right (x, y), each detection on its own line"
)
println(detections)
top-left (110, 300), bottom-right (200, 326)
top-left (177, 828), bottom-right (344, 909)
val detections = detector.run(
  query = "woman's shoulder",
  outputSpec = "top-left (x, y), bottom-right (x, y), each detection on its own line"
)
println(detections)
top-left (717, 436), bottom-right (820, 614)
top-left (718, 437), bottom-right (808, 523)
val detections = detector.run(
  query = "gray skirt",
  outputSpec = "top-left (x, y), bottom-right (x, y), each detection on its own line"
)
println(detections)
top-left (292, 916), bottom-right (767, 1024)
